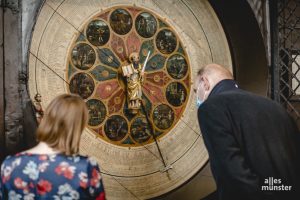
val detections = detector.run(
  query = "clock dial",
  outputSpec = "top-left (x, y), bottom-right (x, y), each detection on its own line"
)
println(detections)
top-left (66, 7), bottom-right (191, 147)
top-left (29, 1), bottom-right (232, 199)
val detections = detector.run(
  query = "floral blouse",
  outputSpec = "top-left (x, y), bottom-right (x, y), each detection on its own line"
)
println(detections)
top-left (0, 153), bottom-right (105, 200)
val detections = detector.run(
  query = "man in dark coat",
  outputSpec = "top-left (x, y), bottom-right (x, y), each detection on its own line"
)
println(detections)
top-left (196, 64), bottom-right (300, 200)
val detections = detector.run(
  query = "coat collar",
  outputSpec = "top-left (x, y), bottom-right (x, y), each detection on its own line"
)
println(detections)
top-left (208, 79), bottom-right (238, 98)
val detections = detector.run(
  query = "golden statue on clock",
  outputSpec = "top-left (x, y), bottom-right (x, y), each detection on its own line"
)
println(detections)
top-left (122, 52), bottom-right (150, 114)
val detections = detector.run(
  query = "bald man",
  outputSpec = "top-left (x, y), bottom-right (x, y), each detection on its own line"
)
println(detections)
top-left (195, 64), bottom-right (300, 200)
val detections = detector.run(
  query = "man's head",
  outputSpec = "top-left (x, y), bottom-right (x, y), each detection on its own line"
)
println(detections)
top-left (194, 63), bottom-right (233, 106)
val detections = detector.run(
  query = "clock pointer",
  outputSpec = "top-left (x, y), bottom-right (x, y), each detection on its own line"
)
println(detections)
top-left (141, 50), bottom-right (151, 73)
top-left (140, 50), bottom-right (173, 174)
top-left (140, 102), bottom-right (173, 174)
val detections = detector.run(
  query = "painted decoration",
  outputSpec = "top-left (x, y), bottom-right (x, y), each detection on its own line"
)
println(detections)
top-left (69, 73), bottom-right (94, 99)
top-left (135, 12), bottom-right (157, 38)
top-left (110, 9), bottom-right (132, 35)
top-left (104, 115), bottom-right (128, 141)
top-left (153, 104), bottom-right (174, 130)
top-left (86, 99), bottom-right (107, 126)
top-left (71, 43), bottom-right (95, 70)
top-left (156, 29), bottom-right (177, 54)
top-left (67, 7), bottom-right (190, 146)
top-left (166, 82), bottom-right (187, 107)
top-left (166, 54), bottom-right (188, 79)
top-left (86, 20), bottom-right (110, 46)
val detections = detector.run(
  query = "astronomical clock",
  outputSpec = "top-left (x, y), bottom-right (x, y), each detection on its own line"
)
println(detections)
top-left (28, 0), bottom-right (232, 199)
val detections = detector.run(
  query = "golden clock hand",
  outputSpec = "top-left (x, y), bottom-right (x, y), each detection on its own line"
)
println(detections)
top-left (140, 101), bottom-right (173, 173)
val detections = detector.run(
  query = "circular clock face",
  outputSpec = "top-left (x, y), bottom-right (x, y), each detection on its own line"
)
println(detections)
top-left (67, 7), bottom-right (190, 147)
top-left (28, 1), bottom-right (232, 199)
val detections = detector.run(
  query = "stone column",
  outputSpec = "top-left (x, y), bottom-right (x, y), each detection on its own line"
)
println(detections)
top-left (3, 0), bottom-right (23, 155)
top-left (0, 1), bottom-right (5, 163)
top-left (1, 0), bottom-right (42, 160)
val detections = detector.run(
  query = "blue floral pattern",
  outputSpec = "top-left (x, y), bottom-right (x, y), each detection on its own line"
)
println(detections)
top-left (0, 153), bottom-right (105, 200)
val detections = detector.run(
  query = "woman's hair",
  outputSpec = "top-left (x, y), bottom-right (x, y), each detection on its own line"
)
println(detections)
top-left (36, 94), bottom-right (88, 155)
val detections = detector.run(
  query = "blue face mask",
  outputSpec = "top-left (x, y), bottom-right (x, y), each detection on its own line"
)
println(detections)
top-left (196, 85), bottom-right (204, 108)
top-left (196, 83), bottom-right (207, 108)
top-left (196, 96), bottom-right (203, 108)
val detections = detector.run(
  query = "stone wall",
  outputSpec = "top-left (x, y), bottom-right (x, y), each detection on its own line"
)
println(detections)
top-left (0, 0), bottom-right (43, 162)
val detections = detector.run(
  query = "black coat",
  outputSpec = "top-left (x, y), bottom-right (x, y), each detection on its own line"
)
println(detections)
top-left (198, 80), bottom-right (300, 200)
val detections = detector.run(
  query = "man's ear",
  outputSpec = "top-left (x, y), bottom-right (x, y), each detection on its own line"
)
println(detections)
top-left (202, 76), bottom-right (210, 91)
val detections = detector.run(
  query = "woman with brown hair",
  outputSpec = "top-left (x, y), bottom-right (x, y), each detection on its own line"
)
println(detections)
top-left (0, 94), bottom-right (105, 199)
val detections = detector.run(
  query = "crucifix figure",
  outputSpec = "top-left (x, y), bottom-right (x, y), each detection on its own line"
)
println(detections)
top-left (122, 52), bottom-right (150, 114)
